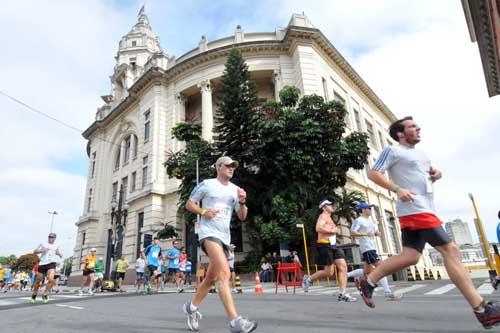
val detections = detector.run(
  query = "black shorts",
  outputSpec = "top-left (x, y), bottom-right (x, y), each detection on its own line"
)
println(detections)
top-left (54, 275), bottom-right (61, 280)
top-left (230, 267), bottom-right (235, 273)
top-left (117, 272), bottom-right (126, 280)
top-left (38, 263), bottom-right (57, 275)
top-left (167, 268), bottom-right (179, 275)
top-left (83, 269), bottom-right (95, 276)
top-left (402, 226), bottom-right (451, 253)
top-left (316, 244), bottom-right (345, 266)
top-left (200, 237), bottom-right (230, 258)
top-left (362, 250), bottom-right (380, 265)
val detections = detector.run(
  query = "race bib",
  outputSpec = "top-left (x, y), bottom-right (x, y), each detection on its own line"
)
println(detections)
top-left (329, 235), bottom-right (336, 245)
top-left (88, 262), bottom-right (95, 269)
top-left (426, 176), bottom-right (434, 193)
top-left (215, 205), bottom-right (232, 219)
top-left (152, 252), bottom-right (159, 258)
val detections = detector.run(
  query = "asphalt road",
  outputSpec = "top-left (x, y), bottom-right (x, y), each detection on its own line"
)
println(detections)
top-left (1, 279), bottom-right (499, 332)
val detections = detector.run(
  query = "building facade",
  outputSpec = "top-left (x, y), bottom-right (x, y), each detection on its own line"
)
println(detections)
top-left (71, 10), bottom-right (432, 282)
top-left (445, 219), bottom-right (474, 245)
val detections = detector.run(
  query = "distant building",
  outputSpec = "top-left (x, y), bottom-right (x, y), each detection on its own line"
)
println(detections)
top-left (428, 243), bottom-right (486, 267)
top-left (445, 219), bottom-right (473, 245)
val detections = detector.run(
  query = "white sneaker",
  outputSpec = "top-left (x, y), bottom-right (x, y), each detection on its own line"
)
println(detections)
top-left (230, 316), bottom-right (258, 333)
top-left (88, 290), bottom-right (94, 296)
top-left (338, 293), bottom-right (357, 302)
top-left (183, 302), bottom-right (202, 331)
top-left (303, 275), bottom-right (311, 293)
top-left (77, 290), bottom-right (84, 296)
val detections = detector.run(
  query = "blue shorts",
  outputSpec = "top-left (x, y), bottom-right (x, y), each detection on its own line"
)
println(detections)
top-left (136, 272), bottom-right (144, 281)
top-left (362, 250), bottom-right (380, 265)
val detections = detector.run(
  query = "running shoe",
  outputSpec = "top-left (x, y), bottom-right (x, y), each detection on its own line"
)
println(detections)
top-left (88, 290), bottom-right (94, 296)
top-left (302, 275), bottom-right (311, 293)
top-left (42, 295), bottom-right (49, 304)
top-left (385, 293), bottom-right (402, 301)
top-left (232, 288), bottom-right (238, 294)
top-left (183, 302), bottom-right (202, 331)
top-left (357, 276), bottom-right (376, 308)
top-left (29, 295), bottom-right (36, 304)
top-left (178, 288), bottom-right (184, 293)
top-left (230, 316), bottom-right (258, 333)
top-left (492, 278), bottom-right (500, 291)
top-left (77, 289), bottom-right (84, 296)
top-left (337, 293), bottom-right (357, 302)
top-left (475, 301), bottom-right (500, 329)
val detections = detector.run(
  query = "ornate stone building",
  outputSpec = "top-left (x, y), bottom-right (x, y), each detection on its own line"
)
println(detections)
top-left (71, 9), bottom-right (432, 281)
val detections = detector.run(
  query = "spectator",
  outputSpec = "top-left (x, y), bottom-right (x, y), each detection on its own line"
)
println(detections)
top-left (135, 253), bottom-right (146, 293)
top-left (227, 244), bottom-right (237, 293)
top-left (185, 259), bottom-right (193, 286)
top-left (259, 260), bottom-right (272, 282)
top-left (94, 258), bottom-right (105, 292)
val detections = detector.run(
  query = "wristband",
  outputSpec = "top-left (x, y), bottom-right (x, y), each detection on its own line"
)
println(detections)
top-left (200, 209), bottom-right (206, 216)
top-left (393, 186), bottom-right (401, 194)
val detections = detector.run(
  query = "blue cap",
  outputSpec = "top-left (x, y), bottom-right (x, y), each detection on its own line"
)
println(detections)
top-left (358, 202), bottom-right (374, 210)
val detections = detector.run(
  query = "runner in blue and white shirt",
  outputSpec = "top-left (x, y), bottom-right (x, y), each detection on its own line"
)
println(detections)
top-left (144, 238), bottom-right (162, 293)
top-left (183, 156), bottom-right (257, 333)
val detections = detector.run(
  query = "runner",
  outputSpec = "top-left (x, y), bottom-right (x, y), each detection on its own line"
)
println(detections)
top-left (179, 248), bottom-right (188, 290)
top-left (356, 116), bottom-right (500, 329)
top-left (302, 199), bottom-right (357, 302)
top-left (31, 233), bottom-right (63, 304)
top-left (166, 240), bottom-right (182, 292)
top-left (115, 255), bottom-right (129, 292)
top-left (183, 156), bottom-right (257, 332)
top-left (79, 248), bottom-right (97, 296)
top-left (144, 237), bottom-right (162, 294)
top-left (135, 253), bottom-right (146, 293)
top-left (94, 258), bottom-right (105, 292)
top-left (0, 264), bottom-right (5, 292)
top-left (52, 261), bottom-right (62, 294)
top-left (347, 201), bottom-right (401, 301)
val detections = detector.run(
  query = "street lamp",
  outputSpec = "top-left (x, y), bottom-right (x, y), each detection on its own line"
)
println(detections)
top-left (106, 185), bottom-right (128, 279)
top-left (48, 211), bottom-right (58, 234)
top-left (296, 224), bottom-right (311, 276)
top-left (468, 193), bottom-right (496, 281)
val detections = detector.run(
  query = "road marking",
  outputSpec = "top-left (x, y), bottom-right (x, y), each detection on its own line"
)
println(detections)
top-left (54, 295), bottom-right (84, 298)
top-left (0, 300), bottom-right (18, 306)
top-left (425, 284), bottom-right (455, 295)
top-left (393, 284), bottom-right (426, 294)
top-left (55, 304), bottom-right (84, 310)
top-left (477, 283), bottom-right (495, 294)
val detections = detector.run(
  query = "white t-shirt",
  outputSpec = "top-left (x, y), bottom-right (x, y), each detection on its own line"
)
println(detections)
top-left (351, 216), bottom-right (379, 254)
top-left (372, 145), bottom-right (436, 217)
top-left (36, 242), bottom-right (60, 266)
top-left (135, 258), bottom-right (145, 273)
top-left (189, 178), bottom-right (240, 246)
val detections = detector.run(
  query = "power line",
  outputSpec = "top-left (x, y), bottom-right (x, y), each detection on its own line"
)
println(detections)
top-left (0, 89), bottom-right (167, 160)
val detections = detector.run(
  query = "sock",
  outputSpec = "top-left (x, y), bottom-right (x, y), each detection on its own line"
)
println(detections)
top-left (347, 269), bottom-right (364, 279)
top-left (189, 302), bottom-right (198, 312)
top-left (367, 277), bottom-right (377, 288)
top-left (339, 287), bottom-right (346, 295)
top-left (230, 315), bottom-right (241, 327)
top-left (379, 277), bottom-right (391, 294)
top-left (474, 300), bottom-right (486, 313)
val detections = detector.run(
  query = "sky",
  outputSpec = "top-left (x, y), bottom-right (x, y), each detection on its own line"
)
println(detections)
top-left (0, 0), bottom-right (499, 257)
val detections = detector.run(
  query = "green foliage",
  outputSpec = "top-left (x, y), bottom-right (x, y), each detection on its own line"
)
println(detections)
top-left (279, 86), bottom-right (300, 107)
top-left (156, 223), bottom-right (179, 240)
top-left (63, 257), bottom-right (72, 276)
top-left (331, 190), bottom-right (366, 225)
top-left (0, 255), bottom-right (17, 266)
top-left (12, 253), bottom-right (39, 272)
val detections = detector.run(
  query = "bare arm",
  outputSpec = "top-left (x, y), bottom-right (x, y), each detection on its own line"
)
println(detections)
top-left (351, 230), bottom-right (374, 238)
top-left (368, 169), bottom-right (415, 202)
top-left (186, 200), bottom-right (218, 219)
top-left (316, 217), bottom-right (337, 235)
top-left (236, 203), bottom-right (248, 221)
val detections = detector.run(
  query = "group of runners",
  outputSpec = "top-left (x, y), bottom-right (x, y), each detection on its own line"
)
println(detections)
top-left (25, 116), bottom-right (500, 331)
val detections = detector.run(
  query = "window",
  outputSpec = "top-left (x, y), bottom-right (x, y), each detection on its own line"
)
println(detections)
top-left (112, 182), bottom-right (118, 202)
top-left (87, 189), bottom-right (92, 213)
top-left (373, 206), bottom-right (388, 253)
top-left (114, 148), bottom-right (121, 170)
top-left (333, 92), bottom-right (346, 105)
top-left (385, 210), bottom-right (400, 254)
top-left (354, 109), bottom-right (362, 131)
top-left (132, 41), bottom-right (137, 47)
top-left (142, 166), bottom-right (148, 187)
top-left (365, 120), bottom-right (376, 146)
top-left (133, 135), bottom-right (138, 159)
top-left (322, 77), bottom-right (329, 101)
top-left (122, 177), bottom-right (128, 201)
top-left (123, 136), bottom-right (131, 164)
top-left (378, 131), bottom-right (386, 149)
top-left (131, 172), bottom-right (136, 192)
top-left (130, 57), bottom-right (136, 68)
top-left (91, 152), bottom-right (96, 178)
top-left (143, 156), bottom-right (148, 165)
top-left (144, 110), bottom-right (151, 142)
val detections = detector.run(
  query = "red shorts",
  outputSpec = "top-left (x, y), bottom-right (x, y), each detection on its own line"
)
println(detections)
top-left (398, 213), bottom-right (443, 230)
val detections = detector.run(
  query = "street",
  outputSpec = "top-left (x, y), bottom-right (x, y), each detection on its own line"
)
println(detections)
top-left (0, 279), bottom-right (499, 332)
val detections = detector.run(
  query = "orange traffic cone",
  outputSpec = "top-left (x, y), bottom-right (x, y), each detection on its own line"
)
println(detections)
top-left (255, 273), bottom-right (263, 295)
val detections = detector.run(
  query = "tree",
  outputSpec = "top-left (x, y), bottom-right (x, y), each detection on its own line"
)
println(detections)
top-left (156, 222), bottom-right (179, 240)
top-left (0, 255), bottom-right (17, 266)
top-left (12, 253), bottom-right (39, 272)
top-left (63, 257), bottom-right (73, 277)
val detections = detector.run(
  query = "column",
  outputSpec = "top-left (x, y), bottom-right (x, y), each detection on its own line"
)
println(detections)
top-left (130, 134), bottom-right (136, 159)
top-left (273, 69), bottom-right (282, 101)
top-left (119, 140), bottom-right (125, 167)
top-left (174, 93), bottom-right (187, 151)
top-left (197, 80), bottom-right (213, 141)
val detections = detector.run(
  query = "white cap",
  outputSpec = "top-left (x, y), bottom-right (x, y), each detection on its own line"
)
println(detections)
top-left (319, 200), bottom-right (333, 209)
top-left (90, 248), bottom-right (97, 252)
top-left (216, 156), bottom-right (239, 168)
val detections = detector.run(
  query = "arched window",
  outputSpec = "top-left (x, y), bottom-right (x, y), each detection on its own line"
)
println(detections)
top-left (114, 148), bottom-right (121, 170)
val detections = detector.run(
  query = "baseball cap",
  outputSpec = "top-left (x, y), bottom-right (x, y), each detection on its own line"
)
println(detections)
top-left (319, 199), bottom-right (333, 209)
top-left (358, 202), bottom-right (375, 210)
top-left (216, 156), bottom-right (239, 168)
top-left (90, 248), bottom-right (97, 252)
top-left (48, 233), bottom-right (57, 238)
